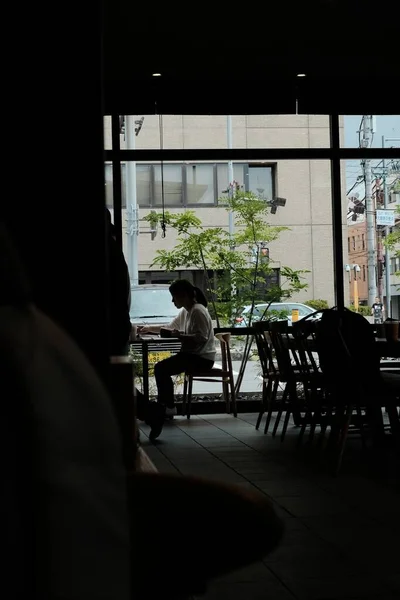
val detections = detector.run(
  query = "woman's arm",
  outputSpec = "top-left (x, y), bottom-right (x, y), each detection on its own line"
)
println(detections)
top-left (172, 310), bottom-right (210, 345)
top-left (138, 310), bottom-right (185, 335)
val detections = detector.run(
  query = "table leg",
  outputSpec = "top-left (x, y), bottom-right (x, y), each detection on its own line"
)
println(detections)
top-left (142, 341), bottom-right (149, 401)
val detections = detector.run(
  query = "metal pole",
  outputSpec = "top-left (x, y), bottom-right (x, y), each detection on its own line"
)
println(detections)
top-left (227, 115), bottom-right (234, 239)
top-left (363, 116), bottom-right (377, 306)
top-left (125, 115), bottom-right (138, 286)
top-left (382, 135), bottom-right (391, 317)
top-left (329, 114), bottom-right (345, 309)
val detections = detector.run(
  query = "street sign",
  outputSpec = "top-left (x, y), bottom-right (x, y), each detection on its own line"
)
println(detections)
top-left (376, 209), bottom-right (395, 226)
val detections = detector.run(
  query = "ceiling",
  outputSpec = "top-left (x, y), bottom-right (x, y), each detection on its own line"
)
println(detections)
top-left (103, 0), bottom-right (400, 115)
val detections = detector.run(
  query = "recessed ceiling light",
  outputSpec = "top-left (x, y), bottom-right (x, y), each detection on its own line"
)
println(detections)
top-left (152, 73), bottom-right (162, 77)
top-left (296, 73), bottom-right (306, 77)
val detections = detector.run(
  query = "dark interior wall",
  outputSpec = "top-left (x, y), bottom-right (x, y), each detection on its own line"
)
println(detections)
top-left (3, 3), bottom-right (109, 376)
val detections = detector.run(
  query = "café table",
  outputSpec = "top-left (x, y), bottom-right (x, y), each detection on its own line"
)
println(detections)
top-left (130, 335), bottom-right (181, 400)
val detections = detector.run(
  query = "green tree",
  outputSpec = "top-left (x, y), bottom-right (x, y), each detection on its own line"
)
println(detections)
top-left (144, 190), bottom-right (309, 394)
top-left (144, 190), bottom-right (309, 326)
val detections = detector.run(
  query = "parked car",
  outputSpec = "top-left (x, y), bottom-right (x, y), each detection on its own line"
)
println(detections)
top-left (235, 302), bottom-right (319, 327)
top-left (130, 284), bottom-right (180, 326)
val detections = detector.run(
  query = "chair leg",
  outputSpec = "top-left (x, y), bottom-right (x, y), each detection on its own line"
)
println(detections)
top-left (187, 376), bottom-right (193, 420)
top-left (256, 380), bottom-right (267, 430)
top-left (257, 379), bottom-right (272, 431)
top-left (356, 405), bottom-right (367, 449)
top-left (230, 373), bottom-right (237, 418)
top-left (281, 383), bottom-right (297, 442)
top-left (264, 379), bottom-right (278, 435)
top-left (182, 375), bottom-right (188, 417)
top-left (334, 404), bottom-right (353, 476)
top-left (281, 406), bottom-right (291, 442)
top-left (222, 380), bottom-right (229, 413)
top-left (272, 384), bottom-right (288, 437)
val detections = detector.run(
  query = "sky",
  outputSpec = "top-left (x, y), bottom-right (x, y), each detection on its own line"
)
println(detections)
top-left (344, 115), bottom-right (400, 195)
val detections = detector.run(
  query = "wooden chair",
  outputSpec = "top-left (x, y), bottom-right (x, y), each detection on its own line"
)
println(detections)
top-left (182, 333), bottom-right (237, 419)
top-left (254, 320), bottom-right (304, 440)
top-left (253, 321), bottom-right (282, 435)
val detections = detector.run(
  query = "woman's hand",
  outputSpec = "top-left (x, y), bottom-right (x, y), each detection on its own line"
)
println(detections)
top-left (137, 325), bottom-right (150, 334)
top-left (171, 329), bottom-right (181, 338)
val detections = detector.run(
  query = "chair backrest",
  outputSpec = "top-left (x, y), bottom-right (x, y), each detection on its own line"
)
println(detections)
top-left (255, 320), bottom-right (295, 380)
top-left (215, 332), bottom-right (233, 373)
top-left (268, 320), bottom-right (297, 380)
top-left (253, 321), bottom-right (278, 379)
top-left (291, 318), bottom-right (320, 378)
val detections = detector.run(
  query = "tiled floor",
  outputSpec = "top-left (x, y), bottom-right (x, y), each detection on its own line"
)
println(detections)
top-left (139, 413), bottom-right (400, 600)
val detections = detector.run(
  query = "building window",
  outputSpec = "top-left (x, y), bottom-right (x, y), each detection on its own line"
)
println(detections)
top-left (154, 164), bottom-right (184, 206)
top-left (217, 163), bottom-right (247, 197)
top-left (186, 164), bottom-right (216, 205)
top-left (363, 265), bottom-right (366, 281)
top-left (104, 163), bottom-right (152, 208)
top-left (361, 233), bottom-right (365, 250)
top-left (348, 237), bottom-right (350, 253)
top-left (136, 165), bottom-right (152, 207)
top-left (352, 236), bottom-right (356, 251)
top-left (107, 162), bottom-right (276, 209)
top-left (247, 165), bottom-right (274, 200)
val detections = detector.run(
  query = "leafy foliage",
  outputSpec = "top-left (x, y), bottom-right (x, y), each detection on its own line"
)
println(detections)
top-left (305, 299), bottom-right (330, 311)
top-left (145, 190), bottom-right (309, 326)
top-left (348, 305), bottom-right (371, 317)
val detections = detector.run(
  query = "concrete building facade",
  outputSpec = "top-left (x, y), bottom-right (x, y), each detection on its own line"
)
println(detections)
top-left (104, 115), bottom-right (349, 306)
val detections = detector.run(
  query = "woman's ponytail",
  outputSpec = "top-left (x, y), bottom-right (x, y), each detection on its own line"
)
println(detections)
top-left (193, 286), bottom-right (208, 307)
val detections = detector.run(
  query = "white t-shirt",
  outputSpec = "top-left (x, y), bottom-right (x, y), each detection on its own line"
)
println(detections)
top-left (168, 305), bottom-right (215, 361)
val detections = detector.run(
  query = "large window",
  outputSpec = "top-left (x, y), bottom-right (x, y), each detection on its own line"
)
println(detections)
top-left (106, 162), bottom-right (276, 208)
top-left (105, 114), bottom-right (398, 314)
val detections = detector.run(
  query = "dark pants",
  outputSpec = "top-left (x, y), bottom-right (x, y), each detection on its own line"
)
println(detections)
top-left (154, 352), bottom-right (214, 408)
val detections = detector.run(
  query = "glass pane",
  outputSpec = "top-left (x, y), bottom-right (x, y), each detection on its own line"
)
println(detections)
top-left (186, 164), bottom-right (215, 205)
top-left (343, 150), bottom-right (400, 318)
top-left (119, 114), bottom-right (330, 149)
top-left (104, 116), bottom-right (112, 150)
top-left (131, 159), bottom-right (337, 316)
top-left (341, 115), bottom-right (400, 148)
top-left (248, 166), bottom-right (274, 200)
top-left (217, 163), bottom-right (246, 197)
top-left (136, 165), bottom-right (151, 207)
top-left (105, 163), bottom-right (113, 208)
top-left (154, 164), bottom-right (183, 206)
top-left (105, 163), bottom-right (151, 209)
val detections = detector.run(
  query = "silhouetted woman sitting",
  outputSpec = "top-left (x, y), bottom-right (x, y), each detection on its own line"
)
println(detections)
top-left (150, 279), bottom-right (215, 439)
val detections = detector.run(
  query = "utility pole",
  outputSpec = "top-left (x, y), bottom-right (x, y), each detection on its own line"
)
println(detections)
top-left (382, 136), bottom-right (391, 316)
top-left (125, 116), bottom-right (139, 286)
top-left (362, 115), bottom-right (377, 306)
